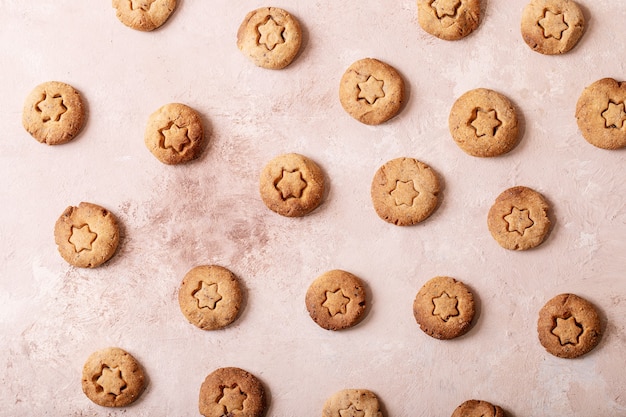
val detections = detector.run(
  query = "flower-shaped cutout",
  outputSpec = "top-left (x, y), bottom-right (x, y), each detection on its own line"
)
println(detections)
top-left (470, 109), bottom-right (502, 137)
top-left (601, 101), bottom-right (626, 129)
top-left (130, 0), bottom-right (155, 11)
top-left (193, 281), bottom-right (222, 310)
top-left (275, 169), bottom-right (307, 200)
top-left (96, 366), bottom-right (127, 396)
top-left (160, 123), bottom-right (190, 152)
top-left (69, 224), bottom-right (97, 253)
top-left (340, 404), bottom-right (366, 417)
top-left (504, 206), bottom-right (534, 235)
top-left (357, 75), bottom-right (385, 105)
top-left (390, 180), bottom-right (419, 207)
top-left (218, 384), bottom-right (248, 414)
top-left (552, 316), bottom-right (583, 346)
top-left (36, 93), bottom-right (67, 123)
top-left (539, 10), bottom-right (569, 40)
top-left (432, 292), bottom-right (459, 322)
top-left (430, 0), bottom-right (461, 18)
top-left (257, 17), bottom-right (285, 51)
top-left (322, 289), bottom-right (350, 317)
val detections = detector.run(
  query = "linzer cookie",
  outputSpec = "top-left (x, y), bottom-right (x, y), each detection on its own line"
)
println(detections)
top-left (199, 367), bottom-right (266, 417)
top-left (322, 389), bottom-right (383, 417)
top-left (112, 0), bottom-right (177, 31)
top-left (451, 400), bottom-right (506, 417)
top-left (417, 0), bottom-right (481, 41)
top-left (521, 0), bottom-right (585, 55)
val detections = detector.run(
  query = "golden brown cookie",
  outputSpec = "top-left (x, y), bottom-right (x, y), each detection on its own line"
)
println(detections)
top-left (521, 0), bottom-right (585, 55)
top-left (259, 153), bottom-right (325, 217)
top-left (112, 0), bottom-right (177, 31)
top-left (22, 81), bottom-right (85, 145)
top-left (178, 265), bottom-right (243, 330)
top-left (305, 270), bottom-right (367, 331)
top-left (417, 0), bottom-right (481, 41)
top-left (538, 293), bottom-right (602, 359)
top-left (487, 186), bottom-right (551, 250)
top-left (199, 367), bottom-right (266, 417)
top-left (339, 58), bottom-right (405, 125)
top-left (371, 157), bottom-right (441, 226)
top-left (451, 400), bottom-right (506, 417)
top-left (322, 389), bottom-right (383, 417)
top-left (237, 7), bottom-right (302, 70)
top-left (449, 88), bottom-right (520, 157)
top-left (54, 202), bottom-right (120, 268)
top-left (82, 347), bottom-right (146, 408)
top-left (145, 103), bottom-right (204, 165)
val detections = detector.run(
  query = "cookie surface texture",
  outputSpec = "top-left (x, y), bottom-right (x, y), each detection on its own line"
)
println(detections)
top-left (22, 81), bottom-right (85, 145)
top-left (371, 157), bottom-right (440, 226)
top-left (449, 88), bottom-right (519, 157)
top-left (538, 293), bottom-right (602, 358)
top-left (237, 7), bottom-right (302, 69)
top-left (521, 0), bottom-right (585, 55)
top-left (54, 202), bottom-right (120, 268)
top-left (178, 265), bottom-right (243, 330)
top-left (199, 367), bottom-right (266, 417)
top-left (417, 0), bottom-right (481, 41)
top-left (306, 270), bottom-right (367, 331)
top-left (112, 0), bottom-right (176, 31)
top-left (82, 347), bottom-right (146, 407)
top-left (487, 186), bottom-right (551, 250)
top-left (322, 389), bottom-right (383, 417)
top-left (451, 399), bottom-right (506, 417)
top-left (259, 153), bottom-right (325, 217)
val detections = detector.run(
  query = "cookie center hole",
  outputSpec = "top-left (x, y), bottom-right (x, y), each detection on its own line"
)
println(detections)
top-left (218, 383), bottom-right (247, 413)
top-left (274, 169), bottom-right (307, 200)
top-left (35, 93), bottom-right (67, 123)
top-left (538, 8), bottom-right (569, 40)
top-left (257, 16), bottom-right (285, 51)
top-left (129, 0), bottom-right (155, 12)
top-left (431, 292), bottom-right (459, 322)
top-left (601, 100), bottom-right (626, 129)
top-left (469, 108), bottom-right (502, 138)
top-left (429, 0), bottom-right (461, 19)
top-left (322, 289), bottom-right (350, 317)
top-left (158, 122), bottom-right (191, 152)
top-left (551, 316), bottom-right (583, 346)
top-left (192, 281), bottom-right (222, 310)
top-left (94, 365), bottom-right (127, 397)
top-left (357, 75), bottom-right (385, 105)
top-left (503, 206), bottom-right (534, 236)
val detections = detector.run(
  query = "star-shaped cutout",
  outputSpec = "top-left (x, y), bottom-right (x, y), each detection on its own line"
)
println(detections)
top-left (96, 366), bottom-right (127, 396)
top-left (129, 0), bottom-right (155, 11)
top-left (275, 169), bottom-right (307, 200)
top-left (257, 17), bottom-right (285, 51)
top-left (504, 207), bottom-right (534, 235)
top-left (69, 224), bottom-right (97, 253)
top-left (390, 180), bottom-right (419, 207)
top-left (357, 75), bottom-right (385, 105)
top-left (36, 93), bottom-right (67, 123)
top-left (538, 10), bottom-right (569, 40)
top-left (218, 385), bottom-right (247, 414)
top-left (322, 289), bottom-right (350, 317)
top-left (602, 101), bottom-right (626, 129)
top-left (193, 281), bottom-right (222, 310)
top-left (470, 109), bottom-right (502, 137)
top-left (430, 0), bottom-right (461, 18)
top-left (432, 292), bottom-right (459, 322)
top-left (339, 405), bottom-right (366, 417)
top-left (161, 124), bottom-right (190, 152)
top-left (551, 316), bottom-right (583, 346)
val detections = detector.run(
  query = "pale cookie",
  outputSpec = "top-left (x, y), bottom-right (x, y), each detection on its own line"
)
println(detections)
top-left (237, 7), bottom-right (302, 70)
top-left (449, 88), bottom-right (520, 157)
top-left (22, 81), bottom-right (85, 145)
top-left (487, 186), bottom-right (551, 250)
top-left (417, 0), bottom-right (481, 41)
top-left (259, 153), bottom-right (325, 217)
top-left (54, 202), bottom-right (120, 268)
top-left (339, 58), bottom-right (405, 125)
top-left (199, 367), bottom-right (266, 417)
top-left (413, 276), bottom-right (475, 340)
top-left (521, 0), bottom-right (585, 55)
top-left (538, 293), bottom-right (602, 358)
top-left (306, 270), bottom-right (367, 331)
top-left (82, 347), bottom-right (146, 408)
top-left (145, 103), bottom-right (204, 165)
top-left (112, 0), bottom-right (176, 31)
top-left (371, 157), bottom-right (440, 226)
top-left (451, 400), bottom-right (506, 417)
top-left (178, 265), bottom-right (243, 330)
top-left (322, 389), bottom-right (383, 417)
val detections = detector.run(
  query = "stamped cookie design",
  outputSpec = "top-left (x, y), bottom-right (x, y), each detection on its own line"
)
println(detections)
top-left (521, 0), bottom-right (585, 55)
top-left (417, 0), bottom-right (481, 41)
top-left (199, 367), bottom-right (266, 417)
top-left (322, 389), bottom-right (383, 417)
top-left (112, 0), bottom-right (177, 31)
top-left (451, 399), bottom-right (506, 417)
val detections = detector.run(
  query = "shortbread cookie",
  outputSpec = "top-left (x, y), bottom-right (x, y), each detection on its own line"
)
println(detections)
top-left (145, 103), bottom-right (204, 165)
top-left (322, 389), bottom-right (383, 417)
top-left (306, 270), bottom-right (367, 331)
top-left (112, 0), bottom-right (176, 31)
top-left (413, 276), bottom-right (475, 340)
top-left (449, 88), bottom-right (520, 157)
top-left (487, 186), bottom-right (551, 250)
top-left (371, 157), bottom-right (440, 226)
top-left (521, 0), bottom-right (585, 55)
top-left (54, 202), bottom-right (120, 268)
top-left (178, 265), bottom-right (243, 330)
top-left (451, 400), bottom-right (505, 417)
top-left (538, 293), bottom-right (602, 358)
top-left (82, 347), bottom-right (146, 407)
top-left (417, 0), bottom-right (481, 41)
top-left (199, 367), bottom-right (266, 417)
top-left (22, 81), bottom-right (84, 145)
top-left (259, 153), bottom-right (325, 217)
top-left (237, 7), bottom-right (302, 69)
top-left (575, 78), bottom-right (626, 149)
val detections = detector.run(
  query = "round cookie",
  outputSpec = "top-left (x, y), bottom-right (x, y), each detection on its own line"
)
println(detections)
top-left (371, 157), bottom-right (441, 226)
top-left (199, 367), bottom-right (266, 417)
top-left (22, 81), bottom-right (85, 145)
top-left (145, 103), bottom-right (204, 165)
top-left (417, 0), bottom-right (481, 41)
top-left (82, 347), bottom-right (146, 408)
top-left (112, 0), bottom-right (177, 31)
top-left (178, 265), bottom-right (243, 330)
top-left (487, 186), bottom-right (551, 251)
top-left (259, 153), bottom-right (325, 217)
top-left (305, 270), bottom-right (367, 331)
top-left (413, 276), bottom-right (475, 340)
top-left (451, 400), bottom-right (506, 417)
top-left (449, 88), bottom-right (520, 157)
top-left (339, 58), bottom-right (405, 125)
top-left (322, 389), bottom-right (383, 417)
top-left (237, 7), bottom-right (302, 70)
top-left (538, 293), bottom-right (602, 359)
top-left (521, 0), bottom-right (585, 55)
top-left (54, 202), bottom-right (120, 268)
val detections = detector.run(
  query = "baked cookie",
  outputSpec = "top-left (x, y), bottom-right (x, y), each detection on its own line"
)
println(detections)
top-left (199, 367), bottom-right (266, 417)
top-left (259, 153), bottom-right (325, 217)
top-left (305, 270), bottom-right (367, 331)
top-left (521, 0), bottom-right (585, 55)
top-left (54, 202), bottom-right (120, 268)
top-left (339, 58), bottom-right (405, 125)
top-left (371, 157), bottom-right (441, 226)
top-left (82, 347), bottom-right (146, 407)
top-left (178, 265), bottom-right (243, 330)
top-left (449, 88), bottom-right (520, 157)
top-left (145, 103), bottom-right (204, 165)
top-left (538, 293), bottom-right (602, 358)
top-left (451, 400), bottom-right (505, 417)
top-left (322, 389), bottom-right (383, 417)
top-left (413, 276), bottom-right (475, 339)
top-left (237, 7), bottom-right (302, 69)
top-left (417, 0), bottom-right (481, 41)
top-left (575, 78), bottom-right (626, 149)
top-left (22, 81), bottom-right (85, 145)
top-left (487, 186), bottom-right (551, 250)
top-left (112, 0), bottom-right (177, 31)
